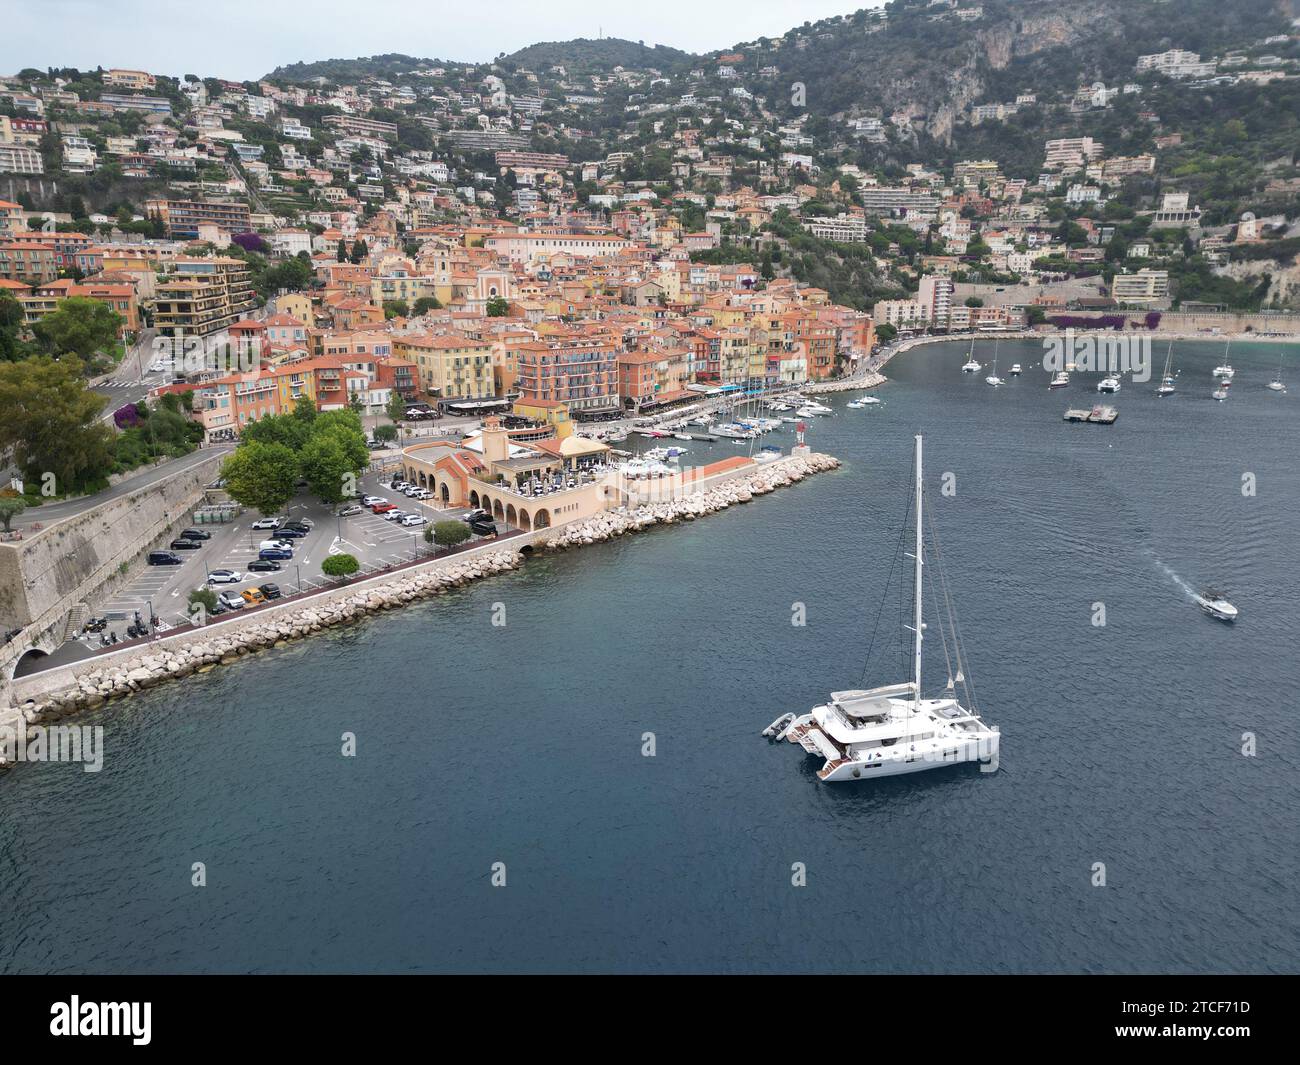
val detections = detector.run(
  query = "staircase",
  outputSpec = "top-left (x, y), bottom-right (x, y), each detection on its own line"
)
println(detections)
top-left (62, 601), bottom-right (90, 642)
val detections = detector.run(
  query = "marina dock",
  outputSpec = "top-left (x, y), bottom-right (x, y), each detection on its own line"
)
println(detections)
top-left (1064, 406), bottom-right (1119, 424)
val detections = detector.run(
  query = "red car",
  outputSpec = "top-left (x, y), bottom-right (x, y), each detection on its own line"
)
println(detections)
top-left (371, 501), bottom-right (397, 514)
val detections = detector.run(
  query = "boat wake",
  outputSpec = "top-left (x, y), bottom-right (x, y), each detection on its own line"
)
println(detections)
top-left (1147, 550), bottom-right (1196, 601)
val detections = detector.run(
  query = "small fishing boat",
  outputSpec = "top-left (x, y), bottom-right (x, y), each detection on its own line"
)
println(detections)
top-left (1212, 387), bottom-right (1228, 401)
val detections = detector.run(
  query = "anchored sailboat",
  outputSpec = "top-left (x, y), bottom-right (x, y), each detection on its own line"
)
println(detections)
top-left (763, 436), bottom-right (1000, 781)
top-left (961, 337), bottom-right (980, 373)
top-left (1156, 340), bottom-right (1176, 396)
top-left (985, 339), bottom-right (1003, 386)
top-left (1268, 348), bottom-right (1285, 392)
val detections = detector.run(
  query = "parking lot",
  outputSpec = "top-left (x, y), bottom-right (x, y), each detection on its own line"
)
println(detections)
top-left (71, 464), bottom-right (502, 652)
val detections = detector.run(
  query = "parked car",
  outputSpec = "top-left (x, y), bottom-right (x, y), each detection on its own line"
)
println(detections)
top-left (462, 509), bottom-right (490, 524)
top-left (286, 517), bottom-right (313, 530)
top-left (361, 495), bottom-right (384, 507)
top-left (217, 592), bottom-right (245, 610)
top-left (400, 514), bottom-right (426, 527)
top-left (250, 517), bottom-right (281, 530)
top-left (258, 548), bottom-right (293, 561)
top-left (147, 550), bottom-right (183, 566)
top-left (259, 539), bottom-right (293, 552)
top-left (383, 510), bottom-right (408, 522)
top-left (470, 519), bottom-right (499, 538)
top-left (371, 502), bottom-right (397, 514)
top-left (274, 527), bottom-right (307, 538)
top-left (258, 583), bottom-right (282, 600)
top-left (240, 588), bottom-right (266, 605)
top-left (246, 560), bottom-right (281, 573)
top-left (180, 528), bottom-right (211, 540)
top-left (413, 489), bottom-right (432, 500)
top-left (169, 538), bottom-right (203, 550)
top-left (391, 480), bottom-right (411, 491)
top-left (207, 569), bottom-right (243, 584)
top-left (338, 504), bottom-right (363, 517)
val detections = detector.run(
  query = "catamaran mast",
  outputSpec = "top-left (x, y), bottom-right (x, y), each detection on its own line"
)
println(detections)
top-left (913, 434), bottom-right (924, 708)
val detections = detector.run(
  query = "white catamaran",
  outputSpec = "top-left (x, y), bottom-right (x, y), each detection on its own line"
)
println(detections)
top-left (763, 435), bottom-right (1000, 781)
top-left (1156, 340), bottom-right (1177, 396)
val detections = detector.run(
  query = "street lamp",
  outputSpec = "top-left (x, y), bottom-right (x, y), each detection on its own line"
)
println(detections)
top-left (295, 564), bottom-right (302, 594)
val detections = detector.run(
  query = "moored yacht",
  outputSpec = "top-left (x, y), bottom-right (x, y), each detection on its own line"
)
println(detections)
top-left (763, 436), bottom-right (1000, 782)
top-left (1156, 340), bottom-right (1176, 396)
top-left (1097, 375), bottom-right (1121, 393)
top-left (1049, 371), bottom-right (1070, 388)
top-left (1009, 363), bottom-right (1022, 376)
top-left (961, 339), bottom-right (980, 373)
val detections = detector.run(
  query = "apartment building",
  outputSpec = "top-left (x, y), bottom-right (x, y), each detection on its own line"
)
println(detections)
top-left (393, 334), bottom-right (495, 400)
top-left (1043, 137), bottom-right (1103, 171)
top-left (616, 348), bottom-right (692, 411)
top-left (321, 114), bottom-right (398, 141)
top-left (515, 335), bottom-right (619, 415)
top-left (145, 198), bottom-right (253, 238)
top-left (0, 239), bottom-right (58, 283)
top-left (103, 69), bottom-right (156, 90)
top-left (153, 258), bottom-right (257, 337)
top-left (1110, 269), bottom-right (1170, 305)
top-left (0, 143), bottom-right (43, 174)
top-left (483, 231), bottom-right (633, 262)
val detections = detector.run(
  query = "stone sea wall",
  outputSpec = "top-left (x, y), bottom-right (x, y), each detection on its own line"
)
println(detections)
top-left (0, 452), bottom-right (840, 763)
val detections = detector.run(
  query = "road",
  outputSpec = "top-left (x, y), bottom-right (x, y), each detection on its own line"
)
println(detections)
top-left (90, 328), bottom-right (168, 413)
top-left (9, 445), bottom-right (232, 533)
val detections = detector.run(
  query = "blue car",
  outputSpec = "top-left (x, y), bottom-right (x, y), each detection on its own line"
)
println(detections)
top-left (258, 547), bottom-right (293, 561)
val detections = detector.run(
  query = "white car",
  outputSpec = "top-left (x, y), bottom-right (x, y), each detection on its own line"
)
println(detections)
top-left (217, 591), bottom-right (246, 610)
top-left (207, 569), bottom-right (243, 585)
top-left (383, 510), bottom-right (408, 522)
top-left (361, 495), bottom-right (384, 507)
top-left (149, 360), bottom-right (173, 374)
top-left (400, 514), bottom-right (426, 527)
top-left (259, 539), bottom-right (293, 552)
top-left (250, 517), bottom-right (281, 530)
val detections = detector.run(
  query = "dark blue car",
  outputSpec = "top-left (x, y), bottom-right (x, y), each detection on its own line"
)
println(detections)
top-left (258, 548), bottom-right (293, 561)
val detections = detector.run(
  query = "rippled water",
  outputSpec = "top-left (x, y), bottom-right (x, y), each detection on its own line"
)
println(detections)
top-left (2, 339), bottom-right (1297, 974)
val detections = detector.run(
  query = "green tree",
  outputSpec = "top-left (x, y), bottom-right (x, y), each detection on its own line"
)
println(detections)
top-left (0, 496), bottom-right (27, 532)
top-left (322, 552), bottom-right (360, 578)
top-left (373, 423), bottom-right (398, 443)
top-left (412, 295), bottom-right (442, 315)
top-left (0, 292), bottom-right (24, 362)
top-left (386, 391), bottom-right (407, 425)
top-left (349, 238), bottom-right (368, 264)
top-left (0, 356), bottom-right (114, 491)
top-left (187, 586), bottom-right (218, 616)
top-left (485, 296), bottom-right (509, 317)
top-left (429, 520), bottom-right (471, 550)
top-left (382, 299), bottom-right (409, 319)
top-left (221, 440), bottom-right (299, 515)
top-left (300, 424), bottom-right (365, 504)
top-left (32, 297), bottom-right (122, 360)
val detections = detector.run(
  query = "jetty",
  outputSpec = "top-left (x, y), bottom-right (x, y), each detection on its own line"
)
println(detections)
top-left (1064, 405), bottom-right (1118, 424)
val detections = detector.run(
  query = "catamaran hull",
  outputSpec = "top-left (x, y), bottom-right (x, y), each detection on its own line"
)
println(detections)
top-left (816, 735), bottom-right (1000, 781)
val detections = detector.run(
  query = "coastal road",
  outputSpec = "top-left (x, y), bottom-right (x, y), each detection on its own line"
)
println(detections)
top-left (9, 444), bottom-right (233, 533)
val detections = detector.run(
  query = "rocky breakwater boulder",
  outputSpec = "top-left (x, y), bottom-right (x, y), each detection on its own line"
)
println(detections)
top-left (545, 452), bottom-right (841, 551)
top-left (3, 550), bottom-right (526, 730)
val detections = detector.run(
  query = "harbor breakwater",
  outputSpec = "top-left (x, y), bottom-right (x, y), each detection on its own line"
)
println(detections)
top-left (0, 452), bottom-right (840, 761)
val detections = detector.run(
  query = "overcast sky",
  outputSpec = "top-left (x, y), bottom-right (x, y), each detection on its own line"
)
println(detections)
top-left (3, 1), bottom-right (879, 82)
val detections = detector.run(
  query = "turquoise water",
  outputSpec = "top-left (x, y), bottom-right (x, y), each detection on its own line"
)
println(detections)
top-left (1, 339), bottom-right (1296, 973)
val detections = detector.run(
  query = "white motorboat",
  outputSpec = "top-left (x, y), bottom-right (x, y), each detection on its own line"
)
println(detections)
top-left (1009, 364), bottom-right (1021, 376)
top-left (1192, 589), bottom-right (1238, 623)
top-left (1097, 375), bottom-right (1121, 393)
top-left (1156, 340), bottom-right (1176, 396)
top-left (767, 435), bottom-right (1000, 782)
top-left (1212, 387), bottom-right (1228, 401)
top-left (848, 395), bottom-right (882, 409)
top-left (795, 405), bottom-right (824, 418)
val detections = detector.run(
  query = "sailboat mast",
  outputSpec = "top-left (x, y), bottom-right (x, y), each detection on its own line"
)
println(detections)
top-left (913, 434), bottom-right (924, 707)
